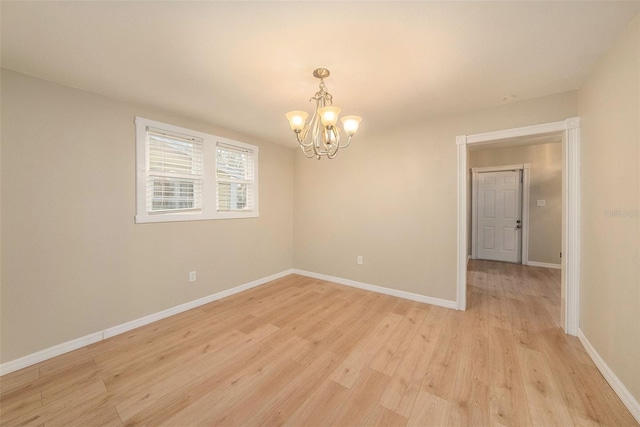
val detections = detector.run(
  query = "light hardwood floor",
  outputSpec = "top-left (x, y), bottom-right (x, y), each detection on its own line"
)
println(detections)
top-left (1, 261), bottom-right (637, 426)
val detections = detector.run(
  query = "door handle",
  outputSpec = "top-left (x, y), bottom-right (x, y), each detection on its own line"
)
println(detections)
top-left (516, 224), bottom-right (521, 229)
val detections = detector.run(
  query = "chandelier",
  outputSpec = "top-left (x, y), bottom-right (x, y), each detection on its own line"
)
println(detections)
top-left (286, 68), bottom-right (362, 159)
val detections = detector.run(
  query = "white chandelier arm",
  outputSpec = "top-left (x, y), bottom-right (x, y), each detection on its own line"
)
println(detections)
top-left (301, 144), bottom-right (316, 158)
top-left (327, 139), bottom-right (340, 159)
top-left (298, 104), bottom-right (322, 148)
top-left (296, 130), bottom-right (313, 147)
top-left (323, 126), bottom-right (340, 147)
top-left (337, 134), bottom-right (353, 149)
top-left (324, 139), bottom-right (338, 159)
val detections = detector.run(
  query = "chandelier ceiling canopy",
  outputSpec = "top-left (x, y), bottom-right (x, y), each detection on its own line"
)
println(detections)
top-left (286, 68), bottom-right (362, 159)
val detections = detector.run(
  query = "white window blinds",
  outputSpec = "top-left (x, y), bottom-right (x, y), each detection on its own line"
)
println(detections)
top-left (216, 142), bottom-right (255, 211)
top-left (146, 127), bottom-right (203, 213)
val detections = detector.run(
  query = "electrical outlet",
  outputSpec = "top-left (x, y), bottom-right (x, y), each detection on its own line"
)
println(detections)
top-left (357, 256), bottom-right (363, 265)
top-left (536, 200), bottom-right (546, 207)
top-left (189, 271), bottom-right (197, 282)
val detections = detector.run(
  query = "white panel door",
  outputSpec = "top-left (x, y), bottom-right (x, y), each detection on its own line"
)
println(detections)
top-left (477, 170), bottom-right (522, 263)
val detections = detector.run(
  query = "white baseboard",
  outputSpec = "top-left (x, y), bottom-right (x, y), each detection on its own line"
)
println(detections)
top-left (293, 269), bottom-right (457, 310)
top-left (0, 332), bottom-right (105, 378)
top-left (526, 261), bottom-right (562, 269)
top-left (578, 329), bottom-right (640, 423)
top-left (0, 269), bottom-right (294, 376)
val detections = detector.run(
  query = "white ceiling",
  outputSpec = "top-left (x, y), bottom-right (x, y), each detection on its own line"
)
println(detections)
top-left (2, 1), bottom-right (638, 148)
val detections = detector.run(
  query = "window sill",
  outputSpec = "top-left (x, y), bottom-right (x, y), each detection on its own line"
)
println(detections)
top-left (135, 210), bottom-right (259, 224)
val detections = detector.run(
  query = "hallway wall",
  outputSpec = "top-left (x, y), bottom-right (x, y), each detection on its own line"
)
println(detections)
top-left (469, 142), bottom-right (562, 265)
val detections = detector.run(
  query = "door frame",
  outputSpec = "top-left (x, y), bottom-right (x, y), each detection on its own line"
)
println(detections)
top-left (471, 164), bottom-right (531, 264)
top-left (456, 117), bottom-right (580, 336)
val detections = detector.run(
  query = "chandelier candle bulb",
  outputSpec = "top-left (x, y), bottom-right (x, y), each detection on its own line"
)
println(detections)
top-left (341, 115), bottom-right (362, 136)
top-left (285, 68), bottom-right (362, 160)
top-left (285, 110), bottom-right (308, 133)
top-left (317, 106), bottom-right (341, 128)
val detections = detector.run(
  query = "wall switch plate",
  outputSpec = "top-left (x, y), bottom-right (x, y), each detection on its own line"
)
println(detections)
top-left (536, 200), bottom-right (546, 207)
top-left (357, 256), bottom-right (363, 265)
top-left (189, 271), bottom-right (197, 282)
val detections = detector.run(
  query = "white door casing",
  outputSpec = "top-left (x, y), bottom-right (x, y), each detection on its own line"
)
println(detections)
top-left (476, 170), bottom-right (522, 263)
top-left (456, 117), bottom-right (580, 338)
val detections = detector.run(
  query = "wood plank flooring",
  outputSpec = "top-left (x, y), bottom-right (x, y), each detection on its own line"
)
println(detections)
top-left (1, 260), bottom-right (637, 426)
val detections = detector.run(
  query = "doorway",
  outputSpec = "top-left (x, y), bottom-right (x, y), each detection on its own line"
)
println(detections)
top-left (456, 117), bottom-right (580, 336)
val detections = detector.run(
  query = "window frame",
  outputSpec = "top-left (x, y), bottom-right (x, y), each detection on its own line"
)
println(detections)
top-left (135, 117), bottom-right (259, 223)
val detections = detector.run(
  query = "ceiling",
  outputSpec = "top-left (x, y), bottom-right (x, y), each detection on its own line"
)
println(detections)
top-left (2, 1), bottom-right (638, 148)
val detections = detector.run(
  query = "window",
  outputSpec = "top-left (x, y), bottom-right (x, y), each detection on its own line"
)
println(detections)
top-left (135, 117), bottom-right (258, 223)
top-left (146, 127), bottom-right (203, 213)
top-left (216, 142), bottom-right (255, 211)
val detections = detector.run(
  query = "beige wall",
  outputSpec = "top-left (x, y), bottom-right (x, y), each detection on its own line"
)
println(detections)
top-left (0, 70), bottom-right (294, 363)
top-left (293, 91), bottom-right (576, 302)
top-left (469, 142), bottom-right (563, 265)
top-left (578, 15), bottom-right (639, 403)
